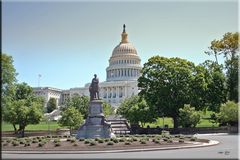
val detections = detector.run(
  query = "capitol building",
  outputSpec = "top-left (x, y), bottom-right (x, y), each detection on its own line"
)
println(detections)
top-left (33, 25), bottom-right (142, 108)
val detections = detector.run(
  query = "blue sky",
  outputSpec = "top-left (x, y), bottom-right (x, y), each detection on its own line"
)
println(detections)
top-left (2, 0), bottom-right (238, 89)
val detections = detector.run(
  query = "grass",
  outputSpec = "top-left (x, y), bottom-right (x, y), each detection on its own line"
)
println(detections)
top-left (143, 110), bottom-right (219, 128)
top-left (2, 111), bottom-right (219, 132)
top-left (2, 121), bottom-right (64, 132)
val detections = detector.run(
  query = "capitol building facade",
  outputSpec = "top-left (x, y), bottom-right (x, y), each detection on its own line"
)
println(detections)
top-left (33, 25), bottom-right (142, 108)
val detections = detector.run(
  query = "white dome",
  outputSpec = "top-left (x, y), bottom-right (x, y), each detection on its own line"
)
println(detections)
top-left (112, 43), bottom-right (137, 55)
top-left (106, 25), bottom-right (142, 82)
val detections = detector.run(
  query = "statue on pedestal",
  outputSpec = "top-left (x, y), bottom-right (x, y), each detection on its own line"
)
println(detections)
top-left (89, 74), bottom-right (99, 101)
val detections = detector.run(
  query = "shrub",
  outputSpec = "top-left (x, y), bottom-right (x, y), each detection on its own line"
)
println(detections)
top-left (140, 140), bottom-right (146, 144)
top-left (90, 141), bottom-right (97, 146)
top-left (55, 142), bottom-right (61, 147)
top-left (104, 138), bottom-right (110, 142)
top-left (73, 143), bottom-right (78, 146)
top-left (54, 138), bottom-right (60, 143)
top-left (163, 138), bottom-right (168, 141)
top-left (218, 101), bottom-right (238, 126)
top-left (12, 141), bottom-right (19, 146)
top-left (24, 143), bottom-right (30, 147)
top-left (132, 137), bottom-right (138, 141)
top-left (70, 138), bottom-right (76, 143)
top-left (113, 139), bottom-right (119, 143)
top-left (119, 138), bottom-right (125, 142)
top-left (127, 138), bottom-right (133, 142)
top-left (32, 139), bottom-right (38, 143)
top-left (179, 139), bottom-right (184, 143)
top-left (19, 140), bottom-right (25, 144)
top-left (154, 140), bottom-right (161, 144)
top-left (79, 138), bottom-right (85, 141)
top-left (95, 138), bottom-right (101, 141)
top-left (107, 141), bottom-right (114, 145)
top-left (190, 137), bottom-right (197, 141)
top-left (66, 138), bottom-right (71, 142)
top-left (125, 142), bottom-right (131, 145)
top-left (98, 139), bottom-right (104, 143)
top-left (6, 139), bottom-right (11, 143)
top-left (84, 140), bottom-right (90, 144)
top-left (46, 135), bottom-right (51, 138)
top-left (167, 139), bottom-right (173, 143)
top-left (38, 142), bottom-right (44, 147)
top-left (179, 104), bottom-right (201, 128)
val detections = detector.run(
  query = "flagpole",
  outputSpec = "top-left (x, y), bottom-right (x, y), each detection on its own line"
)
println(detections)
top-left (38, 74), bottom-right (41, 87)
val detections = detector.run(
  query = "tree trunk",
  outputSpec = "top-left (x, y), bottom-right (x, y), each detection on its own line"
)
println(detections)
top-left (18, 125), bottom-right (25, 138)
top-left (173, 116), bottom-right (179, 129)
top-left (13, 124), bottom-right (17, 134)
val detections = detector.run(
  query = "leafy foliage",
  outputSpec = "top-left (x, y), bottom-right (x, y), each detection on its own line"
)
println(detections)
top-left (47, 98), bottom-right (57, 113)
top-left (2, 82), bottom-right (44, 137)
top-left (205, 32), bottom-right (239, 102)
top-left (58, 106), bottom-right (84, 133)
top-left (218, 101), bottom-right (238, 126)
top-left (62, 95), bottom-right (89, 119)
top-left (138, 56), bottom-right (206, 128)
top-left (178, 105), bottom-right (201, 128)
top-left (117, 95), bottom-right (155, 126)
top-left (200, 60), bottom-right (227, 112)
top-left (103, 101), bottom-right (115, 116)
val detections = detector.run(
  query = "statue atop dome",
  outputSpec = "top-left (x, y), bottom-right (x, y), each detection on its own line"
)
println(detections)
top-left (121, 24), bottom-right (128, 43)
top-left (89, 74), bottom-right (100, 101)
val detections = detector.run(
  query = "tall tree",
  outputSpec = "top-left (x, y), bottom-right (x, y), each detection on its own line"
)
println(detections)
top-left (103, 101), bottom-right (115, 116)
top-left (58, 106), bottom-right (84, 134)
top-left (2, 82), bottom-right (44, 137)
top-left (138, 56), bottom-right (206, 128)
top-left (2, 53), bottom-right (18, 116)
top-left (205, 32), bottom-right (239, 102)
top-left (47, 98), bottom-right (57, 113)
top-left (2, 53), bottom-right (17, 96)
top-left (62, 95), bottom-right (89, 119)
top-left (117, 95), bottom-right (155, 127)
top-left (200, 60), bottom-right (227, 112)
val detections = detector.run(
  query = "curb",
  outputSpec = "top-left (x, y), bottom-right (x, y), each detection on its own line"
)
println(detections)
top-left (2, 140), bottom-right (219, 154)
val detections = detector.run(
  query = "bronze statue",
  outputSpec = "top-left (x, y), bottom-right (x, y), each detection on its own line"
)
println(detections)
top-left (89, 74), bottom-right (100, 101)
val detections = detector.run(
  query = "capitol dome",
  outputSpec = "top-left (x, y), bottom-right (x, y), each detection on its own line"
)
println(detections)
top-left (106, 24), bottom-right (142, 82)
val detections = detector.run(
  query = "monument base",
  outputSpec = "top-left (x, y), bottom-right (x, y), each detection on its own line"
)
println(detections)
top-left (76, 100), bottom-right (115, 139)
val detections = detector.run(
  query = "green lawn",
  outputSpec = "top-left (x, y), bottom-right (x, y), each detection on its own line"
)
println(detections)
top-left (1, 121), bottom-right (65, 132)
top-left (143, 110), bottom-right (219, 128)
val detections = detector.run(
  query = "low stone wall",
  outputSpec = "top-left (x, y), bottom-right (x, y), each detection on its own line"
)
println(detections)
top-left (2, 129), bottom-right (70, 137)
top-left (130, 126), bottom-right (238, 135)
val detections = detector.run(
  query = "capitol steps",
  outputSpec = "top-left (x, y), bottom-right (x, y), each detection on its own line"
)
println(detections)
top-left (106, 115), bottom-right (131, 135)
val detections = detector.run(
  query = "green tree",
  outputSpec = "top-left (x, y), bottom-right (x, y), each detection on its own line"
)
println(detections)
top-left (2, 83), bottom-right (44, 137)
top-left (117, 95), bottom-right (155, 126)
top-left (103, 101), bottom-right (115, 116)
top-left (58, 107), bottom-right (84, 134)
top-left (205, 32), bottom-right (239, 102)
top-left (218, 101), bottom-right (238, 126)
top-left (200, 60), bottom-right (227, 112)
top-left (47, 98), bottom-right (57, 113)
top-left (1, 53), bottom-right (17, 97)
top-left (2, 53), bottom-right (18, 122)
top-left (178, 105), bottom-right (201, 128)
top-left (63, 95), bottom-right (89, 119)
top-left (138, 56), bottom-right (206, 128)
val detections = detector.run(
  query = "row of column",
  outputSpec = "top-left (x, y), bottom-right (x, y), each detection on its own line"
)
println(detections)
top-left (107, 68), bottom-right (140, 78)
top-left (101, 86), bottom-right (128, 99)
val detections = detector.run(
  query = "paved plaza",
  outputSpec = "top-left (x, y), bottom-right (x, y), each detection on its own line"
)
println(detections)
top-left (2, 133), bottom-right (239, 159)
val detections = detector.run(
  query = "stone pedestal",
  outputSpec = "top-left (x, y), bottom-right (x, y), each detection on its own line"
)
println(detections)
top-left (76, 100), bottom-right (115, 139)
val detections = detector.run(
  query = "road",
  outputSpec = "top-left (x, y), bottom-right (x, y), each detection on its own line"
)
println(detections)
top-left (2, 133), bottom-right (239, 159)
